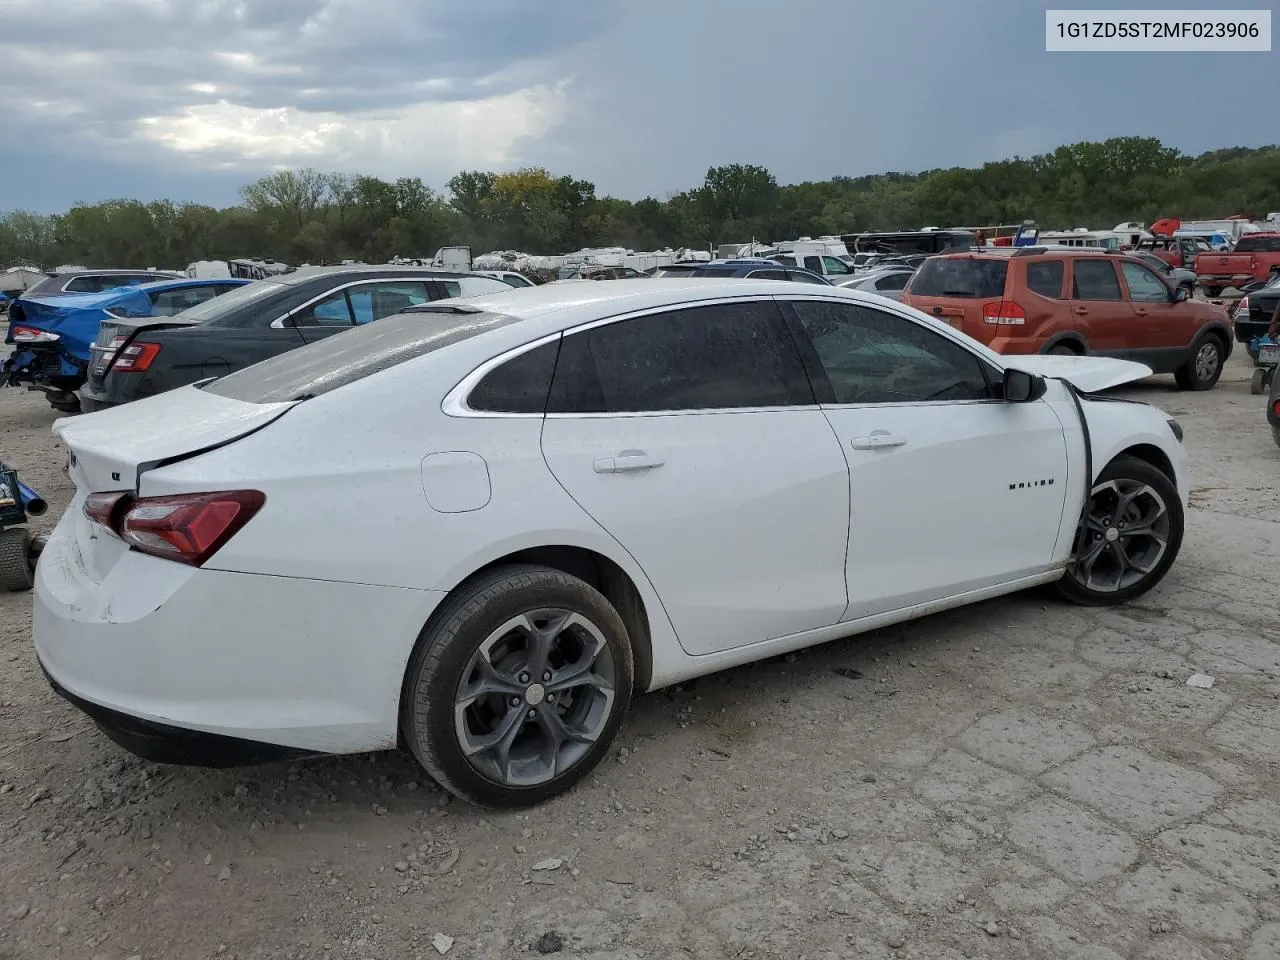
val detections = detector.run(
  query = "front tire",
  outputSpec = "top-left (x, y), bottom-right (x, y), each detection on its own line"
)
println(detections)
top-left (1055, 456), bottom-right (1183, 607)
top-left (401, 565), bottom-right (633, 808)
top-left (1175, 334), bottom-right (1224, 391)
top-left (1252, 368), bottom-right (1268, 395)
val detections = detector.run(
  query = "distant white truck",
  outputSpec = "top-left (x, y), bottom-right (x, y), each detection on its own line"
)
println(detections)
top-left (771, 238), bottom-right (858, 280)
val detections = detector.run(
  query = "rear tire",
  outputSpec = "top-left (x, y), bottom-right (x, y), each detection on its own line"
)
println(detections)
top-left (1204, 286), bottom-right (1223, 299)
top-left (0, 528), bottom-right (35, 592)
top-left (1175, 334), bottom-right (1224, 391)
top-left (400, 564), bottom-right (633, 808)
top-left (1252, 368), bottom-right (1268, 395)
top-left (1055, 455), bottom-right (1183, 607)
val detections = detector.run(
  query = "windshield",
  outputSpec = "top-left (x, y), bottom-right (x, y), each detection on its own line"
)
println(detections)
top-left (907, 257), bottom-right (1009, 298)
top-left (201, 309), bottom-right (522, 404)
top-left (170, 279), bottom-right (288, 323)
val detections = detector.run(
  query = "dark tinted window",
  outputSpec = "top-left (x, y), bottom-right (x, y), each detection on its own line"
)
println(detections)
top-left (652, 266), bottom-right (704, 278)
top-left (1025, 261), bottom-right (1065, 298)
top-left (468, 340), bottom-right (559, 413)
top-left (803, 255), bottom-right (822, 272)
top-left (149, 285), bottom-right (220, 316)
top-left (790, 300), bottom-right (994, 404)
top-left (1233, 236), bottom-right (1280, 253)
top-left (65, 274), bottom-right (153, 293)
top-left (786, 270), bottom-right (828, 285)
top-left (1071, 260), bottom-right (1123, 300)
top-left (176, 280), bottom-right (291, 327)
top-left (546, 301), bottom-right (812, 413)
top-left (201, 311), bottom-right (520, 404)
top-left (876, 272), bottom-right (910, 291)
top-left (908, 258), bottom-right (1008, 298)
top-left (746, 269), bottom-right (788, 280)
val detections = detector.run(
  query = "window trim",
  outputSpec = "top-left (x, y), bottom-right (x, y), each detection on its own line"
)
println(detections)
top-left (777, 296), bottom-right (1006, 409)
top-left (269, 277), bottom-right (437, 328)
top-left (442, 295), bottom-right (824, 420)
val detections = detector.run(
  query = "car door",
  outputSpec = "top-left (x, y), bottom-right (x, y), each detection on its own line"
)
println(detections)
top-left (1067, 258), bottom-right (1130, 356)
top-left (781, 297), bottom-right (1069, 621)
top-left (539, 298), bottom-right (851, 656)
top-left (1118, 260), bottom-right (1188, 368)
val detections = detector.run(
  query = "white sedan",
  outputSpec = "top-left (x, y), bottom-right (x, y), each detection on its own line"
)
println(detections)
top-left (34, 280), bottom-right (1189, 807)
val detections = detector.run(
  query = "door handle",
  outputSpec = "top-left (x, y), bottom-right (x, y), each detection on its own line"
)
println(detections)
top-left (1134, 307), bottom-right (1148, 316)
top-left (850, 432), bottom-right (907, 450)
top-left (593, 452), bottom-right (665, 473)
top-left (1073, 306), bottom-right (1089, 315)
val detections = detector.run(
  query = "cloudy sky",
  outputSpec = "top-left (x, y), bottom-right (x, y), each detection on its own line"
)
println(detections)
top-left (1, 0), bottom-right (1271, 212)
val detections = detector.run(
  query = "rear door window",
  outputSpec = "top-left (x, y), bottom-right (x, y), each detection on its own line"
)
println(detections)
top-left (907, 258), bottom-right (1008, 298)
top-left (1071, 260), bottom-right (1123, 300)
top-left (546, 301), bottom-right (813, 413)
top-left (346, 281), bottom-right (430, 323)
top-left (149, 285), bottom-right (220, 316)
top-left (1025, 261), bottom-right (1065, 298)
top-left (293, 289), bottom-right (356, 326)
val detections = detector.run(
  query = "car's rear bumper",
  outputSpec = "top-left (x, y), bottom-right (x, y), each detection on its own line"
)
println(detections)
top-left (76, 388), bottom-right (116, 413)
top-left (33, 508), bottom-right (445, 760)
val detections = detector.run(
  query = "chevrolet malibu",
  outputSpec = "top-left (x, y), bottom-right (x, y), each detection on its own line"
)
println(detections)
top-left (34, 279), bottom-right (1189, 807)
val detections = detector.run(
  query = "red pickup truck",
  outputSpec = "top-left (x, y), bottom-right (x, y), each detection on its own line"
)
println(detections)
top-left (1196, 233), bottom-right (1280, 296)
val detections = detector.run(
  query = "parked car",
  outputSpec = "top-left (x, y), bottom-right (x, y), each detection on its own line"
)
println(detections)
top-left (79, 267), bottom-right (512, 412)
top-left (4, 278), bottom-right (252, 412)
top-left (1134, 236), bottom-right (1208, 271)
top-left (1196, 233), bottom-right (1280, 297)
top-left (475, 270), bottom-right (536, 288)
top-left (837, 267), bottom-right (915, 300)
top-left (18, 269), bottom-right (184, 298)
top-left (1237, 273), bottom-right (1280, 344)
top-left (36, 279), bottom-right (1188, 807)
top-left (1268, 360), bottom-right (1280, 449)
top-left (652, 259), bottom-right (831, 284)
top-left (901, 247), bottom-right (1232, 390)
top-left (1129, 252), bottom-right (1197, 295)
top-left (556, 264), bottom-right (648, 281)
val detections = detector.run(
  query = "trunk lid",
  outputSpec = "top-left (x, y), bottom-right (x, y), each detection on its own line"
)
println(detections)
top-left (88, 314), bottom-right (198, 388)
top-left (1198, 252), bottom-right (1253, 277)
top-left (54, 384), bottom-right (297, 492)
top-left (1002, 355), bottom-right (1153, 393)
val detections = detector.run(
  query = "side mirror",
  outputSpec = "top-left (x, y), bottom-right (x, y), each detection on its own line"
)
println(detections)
top-left (1003, 367), bottom-right (1047, 402)
top-left (1174, 286), bottom-right (1191, 302)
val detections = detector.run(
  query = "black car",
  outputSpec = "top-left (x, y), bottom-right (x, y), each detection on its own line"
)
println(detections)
top-left (79, 266), bottom-right (512, 411)
top-left (1236, 274), bottom-right (1280, 344)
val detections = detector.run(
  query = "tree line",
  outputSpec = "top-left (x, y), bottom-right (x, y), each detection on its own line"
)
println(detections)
top-left (2, 137), bottom-right (1278, 271)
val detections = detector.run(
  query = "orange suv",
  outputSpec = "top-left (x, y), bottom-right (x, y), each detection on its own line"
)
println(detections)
top-left (901, 247), bottom-right (1233, 390)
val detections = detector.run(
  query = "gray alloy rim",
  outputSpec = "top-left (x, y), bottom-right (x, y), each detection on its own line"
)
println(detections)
top-left (453, 608), bottom-right (617, 787)
top-left (1194, 342), bottom-right (1220, 381)
top-left (1069, 478), bottom-right (1171, 593)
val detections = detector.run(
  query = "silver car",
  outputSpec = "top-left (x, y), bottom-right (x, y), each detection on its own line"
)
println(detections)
top-left (837, 267), bottom-right (915, 300)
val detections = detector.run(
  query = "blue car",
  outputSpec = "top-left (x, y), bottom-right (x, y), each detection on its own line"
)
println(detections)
top-left (3, 277), bottom-right (252, 411)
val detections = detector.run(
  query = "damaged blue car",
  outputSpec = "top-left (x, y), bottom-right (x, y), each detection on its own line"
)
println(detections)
top-left (3, 277), bottom-right (251, 412)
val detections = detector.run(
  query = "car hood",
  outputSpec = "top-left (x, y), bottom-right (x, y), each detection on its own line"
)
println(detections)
top-left (1003, 355), bottom-right (1153, 393)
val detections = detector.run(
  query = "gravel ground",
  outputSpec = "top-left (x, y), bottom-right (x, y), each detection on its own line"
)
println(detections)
top-left (1, 348), bottom-right (1277, 960)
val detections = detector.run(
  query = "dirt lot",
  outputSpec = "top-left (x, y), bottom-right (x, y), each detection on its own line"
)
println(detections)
top-left (1, 349), bottom-right (1278, 960)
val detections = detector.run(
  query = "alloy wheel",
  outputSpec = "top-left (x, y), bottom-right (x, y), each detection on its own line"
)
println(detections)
top-left (1068, 478), bottom-right (1171, 593)
top-left (453, 608), bottom-right (617, 786)
top-left (1194, 342), bottom-right (1220, 383)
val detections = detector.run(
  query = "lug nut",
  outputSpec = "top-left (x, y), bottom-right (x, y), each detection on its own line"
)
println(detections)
top-left (527, 709), bottom-right (536, 719)
top-left (511, 697), bottom-right (521, 707)
top-left (518, 672), bottom-right (530, 683)
top-left (542, 671), bottom-right (552, 681)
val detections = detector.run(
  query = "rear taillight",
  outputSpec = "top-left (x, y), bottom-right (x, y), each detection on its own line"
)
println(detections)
top-left (1274, 399), bottom-right (1280, 418)
top-left (84, 490), bottom-right (265, 566)
top-left (982, 300), bottom-right (1026, 325)
top-left (10, 325), bottom-right (60, 343)
top-left (84, 491), bottom-right (129, 529)
top-left (110, 341), bottom-right (161, 372)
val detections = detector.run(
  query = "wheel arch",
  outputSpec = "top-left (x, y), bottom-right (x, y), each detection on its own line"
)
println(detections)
top-left (438, 544), bottom-right (656, 696)
top-left (1108, 443), bottom-right (1175, 484)
top-left (1041, 331), bottom-right (1088, 354)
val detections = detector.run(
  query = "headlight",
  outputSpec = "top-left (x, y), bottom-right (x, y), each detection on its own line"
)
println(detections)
top-left (1167, 419), bottom-right (1183, 443)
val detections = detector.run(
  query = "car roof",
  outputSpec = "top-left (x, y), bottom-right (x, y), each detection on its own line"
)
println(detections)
top-left (135, 277), bottom-right (252, 293)
top-left (275, 265), bottom-right (482, 286)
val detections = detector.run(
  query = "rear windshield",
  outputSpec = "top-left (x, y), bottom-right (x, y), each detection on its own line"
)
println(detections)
top-left (1233, 236), bottom-right (1280, 253)
top-left (175, 279), bottom-right (290, 324)
top-left (200, 308), bottom-right (520, 404)
top-left (908, 257), bottom-right (1009, 298)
